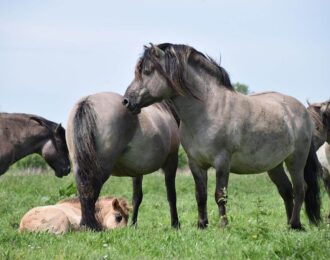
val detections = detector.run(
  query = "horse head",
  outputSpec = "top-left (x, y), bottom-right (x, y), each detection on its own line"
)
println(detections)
top-left (30, 117), bottom-right (71, 177)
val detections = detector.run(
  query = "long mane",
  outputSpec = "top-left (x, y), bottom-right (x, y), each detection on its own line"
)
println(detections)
top-left (136, 43), bottom-right (234, 98)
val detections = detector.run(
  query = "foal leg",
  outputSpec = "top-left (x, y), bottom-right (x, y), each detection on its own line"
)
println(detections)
top-left (267, 163), bottom-right (293, 224)
top-left (214, 156), bottom-right (230, 228)
top-left (162, 153), bottom-right (180, 229)
top-left (131, 176), bottom-right (143, 227)
top-left (76, 171), bottom-right (103, 231)
top-left (189, 159), bottom-right (208, 229)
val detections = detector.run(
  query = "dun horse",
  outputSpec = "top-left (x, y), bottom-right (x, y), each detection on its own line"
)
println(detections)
top-left (66, 92), bottom-right (180, 230)
top-left (308, 100), bottom-right (330, 217)
top-left (124, 43), bottom-right (321, 229)
top-left (20, 196), bottom-right (129, 234)
top-left (0, 113), bottom-right (70, 177)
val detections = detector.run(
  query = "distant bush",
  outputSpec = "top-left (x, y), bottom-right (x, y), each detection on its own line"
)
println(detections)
top-left (12, 154), bottom-right (48, 170)
top-left (178, 146), bottom-right (188, 168)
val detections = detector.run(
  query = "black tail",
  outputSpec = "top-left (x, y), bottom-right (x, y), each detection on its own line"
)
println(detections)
top-left (304, 140), bottom-right (321, 225)
top-left (73, 97), bottom-right (101, 178)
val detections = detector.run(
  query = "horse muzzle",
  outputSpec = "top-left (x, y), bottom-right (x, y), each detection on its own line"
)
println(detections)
top-left (122, 98), bottom-right (141, 114)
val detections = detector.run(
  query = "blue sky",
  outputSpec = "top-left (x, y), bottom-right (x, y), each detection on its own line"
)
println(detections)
top-left (0, 0), bottom-right (329, 124)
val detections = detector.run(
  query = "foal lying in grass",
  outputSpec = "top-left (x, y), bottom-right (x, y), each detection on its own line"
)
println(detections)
top-left (19, 197), bottom-right (130, 234)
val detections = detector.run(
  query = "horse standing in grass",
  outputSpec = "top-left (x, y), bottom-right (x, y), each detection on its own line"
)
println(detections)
top-left (123, 43), bottom-right (321, 229)
top-left (308, 100), bottom-right (330, 217)
top-left (66, 92), bottom-right (180, 230)
top-left (0, 113), bottom-right (70, 177)
top-left (20, 196), bottom-right (130, 234)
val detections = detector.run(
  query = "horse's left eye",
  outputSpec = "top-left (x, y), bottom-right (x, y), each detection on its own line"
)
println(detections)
top-left (115, 214), bottom-right (123, 222)
top-left (143, 69), bottom-right (152, 75)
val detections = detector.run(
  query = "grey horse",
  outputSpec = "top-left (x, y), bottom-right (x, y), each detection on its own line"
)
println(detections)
top-left (66, 92), bottom-right (180, 230)
top-left (0, 113), bottom-right (70, 177)
top-left (123, 43), bottom-right (321, 230)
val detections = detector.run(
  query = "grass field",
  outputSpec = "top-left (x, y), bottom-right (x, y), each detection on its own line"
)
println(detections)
top-left (0, 169), bottom-right (330, 259)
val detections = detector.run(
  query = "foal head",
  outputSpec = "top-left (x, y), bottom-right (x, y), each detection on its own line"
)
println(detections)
top-left (31, 117), bottom-right (71, 177)
top-left (96, 197), bottom-right (130, 230)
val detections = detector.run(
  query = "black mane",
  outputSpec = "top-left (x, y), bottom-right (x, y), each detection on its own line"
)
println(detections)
top-left (136, 43), bottom-right (234, 98)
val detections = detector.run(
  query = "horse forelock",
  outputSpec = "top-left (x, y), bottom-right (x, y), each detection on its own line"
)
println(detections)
top-left (136, 43), bottom-right (234, 99)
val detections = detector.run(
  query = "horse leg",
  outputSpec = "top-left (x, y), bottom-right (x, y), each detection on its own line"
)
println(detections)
top-left (189, 159), bottom-right (208, 228)
top-left (214, 156), bottom-right (230, 228)
top-left (131, 176), bottom-right (143, 227)
top-left (267, 164), bottom-right (293, 224)
top-left (162, 153), bottom-right (180, 229)
top-left (285, 157), bottom-right (306, 230)
top-left (320, 166), bottom-right (330, 219)
top-left (76, 172), bottom-right (103, 231)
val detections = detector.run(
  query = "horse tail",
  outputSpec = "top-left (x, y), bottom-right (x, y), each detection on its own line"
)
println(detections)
top-left (304, 140), bottom-right (321, 225)
top-left (73, 97), bottom-right (101, 179)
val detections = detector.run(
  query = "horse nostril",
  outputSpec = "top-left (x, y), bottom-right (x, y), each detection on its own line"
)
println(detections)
top-left (122, 98), bottom-right (130, 107)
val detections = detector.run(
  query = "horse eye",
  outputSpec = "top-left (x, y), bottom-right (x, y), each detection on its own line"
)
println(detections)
top-left (115, 214), bottom-right (123, 222)
top-left (143, 69), bottom-right (152, 76)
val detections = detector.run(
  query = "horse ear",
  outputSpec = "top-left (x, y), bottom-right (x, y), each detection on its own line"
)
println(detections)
top-left (150, 43), bottom-right (165, 58)
top-left (55, 123), bottom-right (62, 134)
top-left (30, 117), bottom-right (52, 132)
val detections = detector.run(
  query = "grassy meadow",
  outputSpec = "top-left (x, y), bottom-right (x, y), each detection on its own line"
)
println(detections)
top-left (0, 168), bottom-right (330, 259)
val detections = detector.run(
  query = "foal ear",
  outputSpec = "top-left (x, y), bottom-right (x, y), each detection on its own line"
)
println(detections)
top-left (150, 43), bottom-right (165, 58)
top-left (112, 198), bottom-right (119, 210)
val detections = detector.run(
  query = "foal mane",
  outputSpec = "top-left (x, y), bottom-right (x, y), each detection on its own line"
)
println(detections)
top-left (136, 43), bottom-right (234, 98)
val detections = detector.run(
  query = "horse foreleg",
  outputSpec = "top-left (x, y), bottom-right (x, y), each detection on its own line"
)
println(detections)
top-left (320, 166), bottom-right (330, 219)
top-left (131, 176), bottom-right (143, 227)
top-left (162, 153), bottom-right (180, 229)
top-left (268, 164), bottom-right (293, 224)
top-left (76, 174), bottom-right (103, 231)
top-left (214, 156), bottom-right (230, 228)
top-left (189, 159), bottom-right (208, 229)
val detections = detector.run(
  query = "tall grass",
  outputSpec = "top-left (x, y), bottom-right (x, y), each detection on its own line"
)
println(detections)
top-left (0, 169), bottom-right (329, 259)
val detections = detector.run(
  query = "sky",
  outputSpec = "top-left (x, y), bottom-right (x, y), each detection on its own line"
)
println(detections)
top-left (0, 0), bottom-right (329, 125)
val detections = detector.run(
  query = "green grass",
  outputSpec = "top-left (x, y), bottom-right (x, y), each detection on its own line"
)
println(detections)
top-left (0, 169), bottom-right (330, 259)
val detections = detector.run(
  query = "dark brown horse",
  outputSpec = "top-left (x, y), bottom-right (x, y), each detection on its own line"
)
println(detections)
top-left (66, 92), bottom-right (180, 230)
top-left (0, 113), bottom-right (70, 177)
top-left (124, 43), bottom-right (321, 230)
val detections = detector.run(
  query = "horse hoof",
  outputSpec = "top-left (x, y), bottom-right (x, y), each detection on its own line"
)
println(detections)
top-left (130, 222), bottom-right (138, 229)
top-left (172, 221), bottom-right (181, 229)
top-left (197, 220), bottom-right (208, 229)
top-left (290, 223), bottom-right (305, 231)
top-left (220, 217), bottom-right (228, 228)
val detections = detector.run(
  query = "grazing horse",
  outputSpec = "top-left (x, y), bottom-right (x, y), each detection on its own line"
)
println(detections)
top-left (123, 43), bottom-right (321, 229)
top-left (66, 92), bottom-right (180, 230)
top-left (19, 196), bottom-right (129, 234)
top-left (308, 100), bottom-right (330, 217)
top-left (0, 113), bottom-right (71, 177)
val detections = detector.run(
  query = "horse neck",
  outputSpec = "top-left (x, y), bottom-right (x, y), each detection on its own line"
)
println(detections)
top-left (4, 115), bottom-right (51, 162)
top-left (171, 66), bottom-right (232, 129)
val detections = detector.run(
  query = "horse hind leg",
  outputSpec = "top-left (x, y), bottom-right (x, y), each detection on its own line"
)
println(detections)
top-left (76, 170), bottom-right (103, 231)
top-left (267, 163), bottom-right (293, 224)
top-left (162, 153), bottom-right (180, 229)
top-left (131, 176), bottom-right (143, 227)
top-left (285, 154), bottom-right (308, 230)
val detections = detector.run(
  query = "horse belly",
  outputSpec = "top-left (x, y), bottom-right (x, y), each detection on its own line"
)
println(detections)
top-left (230, 141), bottom-right (293, 174)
